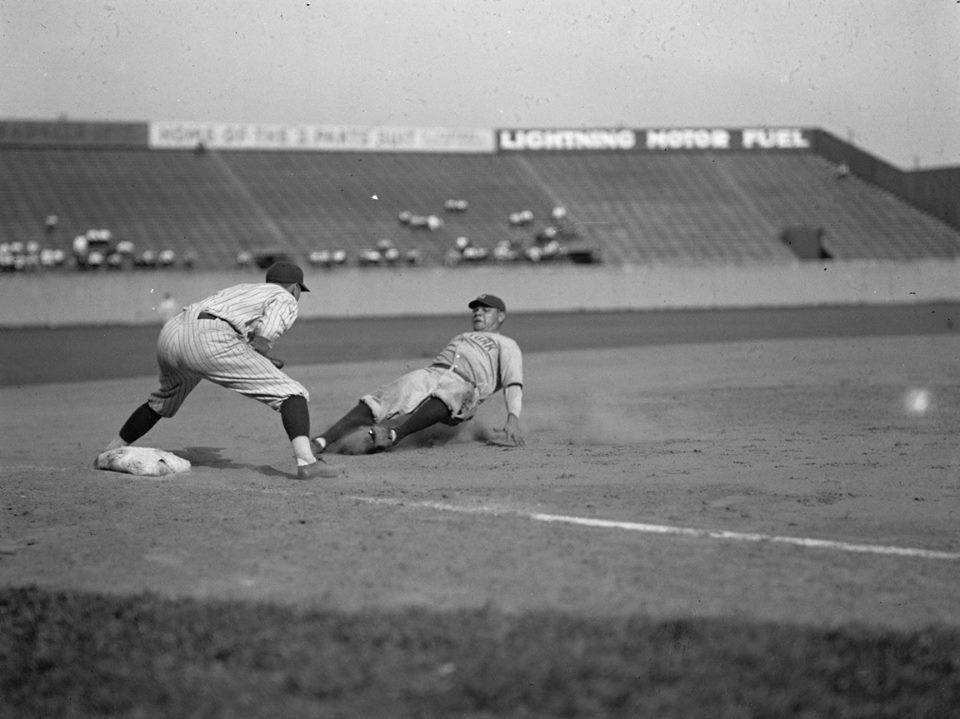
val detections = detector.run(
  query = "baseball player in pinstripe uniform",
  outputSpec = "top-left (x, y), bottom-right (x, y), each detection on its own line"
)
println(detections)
top-left (100, 261), bottom-right (344, 480)
top-left (312, 293), bottom-right (524, 453)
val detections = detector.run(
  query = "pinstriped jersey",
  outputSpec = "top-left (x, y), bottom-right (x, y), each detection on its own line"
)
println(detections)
top-left (432, 331), bottom-right (523, 401)
top-left (191, 283), bottom-right (299, 348)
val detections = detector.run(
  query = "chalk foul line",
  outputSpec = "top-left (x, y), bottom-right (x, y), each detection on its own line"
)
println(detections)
top-left (350, 496), bottom-right (960, 561)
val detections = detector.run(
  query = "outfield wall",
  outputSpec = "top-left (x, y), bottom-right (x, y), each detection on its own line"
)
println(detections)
top-left (2, 259), bottom-right (959, 327)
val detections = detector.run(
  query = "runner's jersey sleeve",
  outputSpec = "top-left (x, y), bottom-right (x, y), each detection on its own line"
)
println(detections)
top-left (432, 332), bottom-right (523, 400)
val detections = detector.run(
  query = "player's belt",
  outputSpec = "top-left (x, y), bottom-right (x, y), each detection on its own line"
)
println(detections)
top-left (197, 311), bottom-right (243, 335)
top-left (430, 363), bottom-right (474, 384)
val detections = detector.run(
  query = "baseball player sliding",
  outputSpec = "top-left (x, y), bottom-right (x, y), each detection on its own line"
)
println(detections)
top-left (313, 293), bottom-right (524, 453)
top-left (100, 261), bottom-right (344, 480)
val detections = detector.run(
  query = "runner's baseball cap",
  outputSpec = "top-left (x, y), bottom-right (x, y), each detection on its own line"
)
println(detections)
top-left (265, 261), bottom-right (310, 292)
top-left (468, 293), bottom-right (506, 311)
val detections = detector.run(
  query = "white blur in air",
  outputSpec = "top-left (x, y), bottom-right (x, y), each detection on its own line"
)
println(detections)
top-left (904, 389), bottom-right (931, 415)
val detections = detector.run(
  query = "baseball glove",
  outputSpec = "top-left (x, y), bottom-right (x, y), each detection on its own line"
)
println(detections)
top-left (250, 335), bottom-right (283, 368)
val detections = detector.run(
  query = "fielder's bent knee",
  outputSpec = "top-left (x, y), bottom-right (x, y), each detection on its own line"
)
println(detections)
top-left (147, 399), bottom-right (181, 418)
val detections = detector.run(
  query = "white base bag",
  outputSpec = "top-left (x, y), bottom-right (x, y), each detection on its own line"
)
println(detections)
top-left (94, 446), bottom-right (191, 476)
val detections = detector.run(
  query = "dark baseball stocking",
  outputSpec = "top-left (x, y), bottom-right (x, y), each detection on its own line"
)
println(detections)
top-left (321, 402), bottom-right (375, 445)
top-left (118, 403), bottom-right (162, 443)
top-left (393, 397), bottom-right (451, 443)
top-left (279, 395), bottom-right (310, 440)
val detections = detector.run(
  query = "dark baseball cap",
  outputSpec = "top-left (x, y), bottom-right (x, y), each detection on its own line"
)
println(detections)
top-left (265, 261), bottom-right (309, 292)
top-left (468, 293), bottom-right (506, 311)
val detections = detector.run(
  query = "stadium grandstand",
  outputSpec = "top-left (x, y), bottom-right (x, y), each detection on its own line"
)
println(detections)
top-left (1, 120), bottom-right (959, 273)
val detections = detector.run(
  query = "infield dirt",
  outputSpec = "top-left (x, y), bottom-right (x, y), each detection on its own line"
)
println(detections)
top-left (2, 329), bottom-right (958, 631)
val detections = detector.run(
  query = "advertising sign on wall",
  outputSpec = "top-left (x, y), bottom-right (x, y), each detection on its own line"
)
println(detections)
top-left (498, 128), bottom-right (638, 151)
top-left (498, 127), bottom-right (812, 152)
top-left (148, 121), bottom-right (495, 153)
top-left (0, 120), bottom-right (148, 148)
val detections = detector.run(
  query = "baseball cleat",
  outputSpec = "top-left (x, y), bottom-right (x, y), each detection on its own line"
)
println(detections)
top-left (296, 457), bottom-right (345, 480)
top-left (367, 425), bottom-right (397, 451)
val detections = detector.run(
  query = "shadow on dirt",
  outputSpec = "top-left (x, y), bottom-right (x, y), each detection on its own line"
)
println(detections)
top-left (178, 446), bottom-right (290, 478)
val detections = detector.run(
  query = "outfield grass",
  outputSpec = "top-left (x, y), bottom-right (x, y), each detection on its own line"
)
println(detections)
top-left (3, 586), bottom-right (959, 718)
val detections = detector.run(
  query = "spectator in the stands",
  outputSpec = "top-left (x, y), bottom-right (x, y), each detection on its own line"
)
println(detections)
top-left (136, 250), bottom-right (157, 268)
top-left (445, 236), bottom-right (489, 264)
top-left (533, 226), bottom-right (562, 260)
top-left (309, 250), bottom-right (331, 268)
top-left (376, 238), bottom-right (400, 265)
top-left (37, 248), bottom-right (66, 268)
top-left (407, 214), bottom-right (443, 231)
top-left (358, 248), bottom-right (382, 266)
top-left (72, 234), bottom-right (89, 268)
top-left (447, 235), bottom-right (470, 264)
top-left (116, 239), bottom-right (136, 256)
top-left (550, 205), bottom-right (575, 234)
top-left (13, 241), bottom-right (40, 271)
top-left (548, 205), bottom-right (581, 246)
top-left (88, 228), bottom-right (113, 245)
top-left (86, 249), bottom-right (105, 269)
top-left (462, 245), bottom-right (489, 262)
top-left (493, 239), bottom-right (520, 262)
top-left (45, 214), bottom-right (59, 234)
top-left (509, 210), bottom-right (535, 227)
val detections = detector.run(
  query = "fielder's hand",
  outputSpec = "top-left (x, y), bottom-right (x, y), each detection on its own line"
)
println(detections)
top-left (249, 335), bottom-right (284, 369)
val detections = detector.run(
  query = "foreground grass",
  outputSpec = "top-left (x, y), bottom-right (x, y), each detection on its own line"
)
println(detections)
top-left (2, 587), bottom-right (959, 718)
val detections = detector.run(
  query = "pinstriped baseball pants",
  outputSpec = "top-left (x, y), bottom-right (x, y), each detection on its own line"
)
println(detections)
top-left (146, 311), bottom-right (308, 417)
